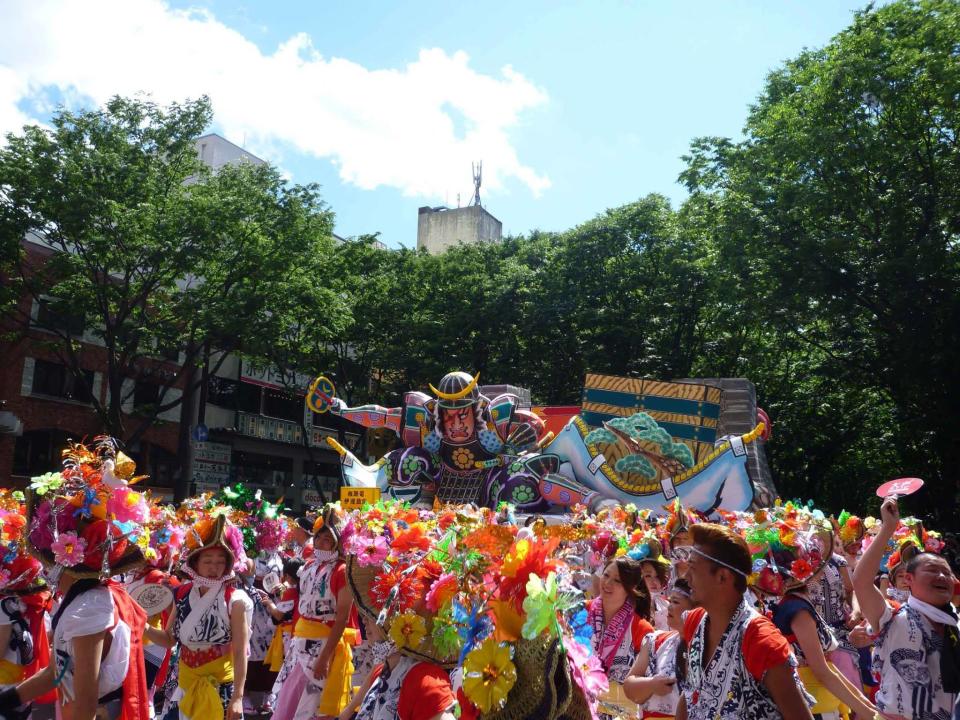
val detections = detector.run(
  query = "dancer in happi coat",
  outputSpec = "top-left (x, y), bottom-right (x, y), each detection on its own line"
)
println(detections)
top-left (0, 440), bottom-right (150, 720)
top-left (624, 579), bottom-right (698, 720)
top-left (590, 556), bottom-right (655, 686)
top-left (146, 513), bottom-right (252, 720)
top-left (272, 506), bottom-right (359, 720)
top-left (674, 523), bottom-right (813, 720)
top-left (260, 558), bottom-right (304, 714)
top-left (853, 497), bottom-right (959, 720)
top-left (758, 513), bottom-right (877, 720)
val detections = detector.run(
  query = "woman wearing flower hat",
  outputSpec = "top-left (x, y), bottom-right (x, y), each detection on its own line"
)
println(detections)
top-left (0, 493), bottom-right (56, 713)
top-left (808, 518), bottom-right (861, 703)
top-left (0, 441), bottom-right (151, 720)
top-left (638, 546), bottom-right (672, 632)
top-left (145, 513), bottom-right (253, 720)
top-left (761, 517), bottom-right (878, 720)
top-left (272, 506), bottom-right (360, 720)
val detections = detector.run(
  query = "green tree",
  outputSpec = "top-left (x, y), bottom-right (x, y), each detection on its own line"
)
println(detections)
top-left (0, 96), bottom-right (340, 466)
top-left (680, 0), bottom-right (960, 523)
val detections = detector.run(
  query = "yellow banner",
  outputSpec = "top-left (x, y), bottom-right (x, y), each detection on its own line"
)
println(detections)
top-left (339, 486), bottom-right (380, 509)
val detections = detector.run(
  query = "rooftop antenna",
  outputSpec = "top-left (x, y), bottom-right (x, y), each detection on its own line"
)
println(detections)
top-left (471, 161), bottom-right (482, 207)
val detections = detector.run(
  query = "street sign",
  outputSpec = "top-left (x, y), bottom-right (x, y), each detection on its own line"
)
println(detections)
top-left (192, 424), bottom-right (209, 442)
top-left (192, 441), bottom-right (231, 486)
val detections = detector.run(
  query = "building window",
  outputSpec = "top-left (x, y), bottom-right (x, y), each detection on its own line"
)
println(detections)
top-left (156, 342), bottom-right (181, 362)
top-left (236, 382), bottom-right (262, 413)
top-left (31, 359), bottom-right (95, 403)
top-left (208, 377), bottom-right (261, 413)
top-left (303, 461), bottom-right (341, 493)
top-left (12, 429), bottom-right (73, 477)
top-left (231, 450), bottom-right (292, 486)
top-left (132, 380), bottom-right (161, 409)
top-left (262, 389), bottom-right (304, 422)
top-left (35, 299), bottom-right (85, 336)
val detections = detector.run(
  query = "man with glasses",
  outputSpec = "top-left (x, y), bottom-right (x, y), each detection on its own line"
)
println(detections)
top-left (675, 524), bottom-right (814, 720)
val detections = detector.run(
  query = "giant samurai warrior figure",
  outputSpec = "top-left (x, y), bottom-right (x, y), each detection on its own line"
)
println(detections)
top-left (326, 371), bottom-right (554, 511)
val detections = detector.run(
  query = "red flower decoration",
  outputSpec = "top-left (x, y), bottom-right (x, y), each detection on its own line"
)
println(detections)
top-left (369, 564), bottom-right (426, 612)
top-left (496, 537), bottom-right (560, 608)
top-left (391, 523), bottom-right (432, 553)
top-left (791, 559), bottom-right (813, 581)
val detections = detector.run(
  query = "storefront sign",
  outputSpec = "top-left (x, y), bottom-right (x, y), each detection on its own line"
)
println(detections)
top-left (340, 486), bottom-right (380, 510)
top-left (301, 489), bottom-right (325, 506)
top-left (240, 363), bottom-right (311, 391)
top-left (237, 412), bottom-right (360, 450)
top-left (192, 441), bottom-right (232, 486)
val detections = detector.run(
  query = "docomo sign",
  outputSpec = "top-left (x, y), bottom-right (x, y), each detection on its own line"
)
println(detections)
top-left (876, 477), bottom-right (925, 499)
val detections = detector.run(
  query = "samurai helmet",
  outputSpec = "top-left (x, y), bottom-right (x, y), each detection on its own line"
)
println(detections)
top-left (430, 371), bottom-right (481, 410)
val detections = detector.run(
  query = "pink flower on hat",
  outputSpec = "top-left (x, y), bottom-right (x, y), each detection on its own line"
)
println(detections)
top-left (349, 534), bottom-right (389, 568)
top-left (106, 487), bottom-right (149, 524)
top-left (51, 532), bottom-right (87, 567)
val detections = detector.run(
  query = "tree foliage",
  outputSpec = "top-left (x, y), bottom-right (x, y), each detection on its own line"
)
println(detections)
top-left (0, 96), bottom-right (340, 445)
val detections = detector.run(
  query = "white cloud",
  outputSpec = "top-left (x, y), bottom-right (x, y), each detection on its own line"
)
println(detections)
top-left (0, 0), bottom-right (550, 199)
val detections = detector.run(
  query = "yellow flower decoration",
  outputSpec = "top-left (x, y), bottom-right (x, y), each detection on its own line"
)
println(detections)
top-left (501, 539), bottom-right (530, 578)
top-left (462, 638), bottom-right (517, 713)
top-left (389, 611), bottom-right (427, 650)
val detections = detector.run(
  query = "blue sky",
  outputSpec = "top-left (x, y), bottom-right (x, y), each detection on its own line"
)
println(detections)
top-left (1, 1), bottom-right (878, 247)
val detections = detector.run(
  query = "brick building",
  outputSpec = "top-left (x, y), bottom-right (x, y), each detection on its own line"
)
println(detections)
top-left (0, 134), bottom-right (354, 509)
top-left (0, 242), bottom-right (183, 498)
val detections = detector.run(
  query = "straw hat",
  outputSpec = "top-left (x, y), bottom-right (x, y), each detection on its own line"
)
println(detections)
top-left (346, 555), bottom-right (457, 668)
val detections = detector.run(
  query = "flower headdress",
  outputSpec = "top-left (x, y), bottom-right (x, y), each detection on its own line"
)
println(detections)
top-left (344, 500), bottom-right (600, 719)
top-left (836, 510), bottom-right (866, 549)
top-left (26, 437), bottom-right (152, 579)
top-left (744, 502), bottom-right (833, 596)
top-left (0, 490), bottom-right (44, 594)
top-left (661, 498), bottom-right (700, 547)
top-left (180, 510), bottom-right (249, 576)
top-left (215, 484), bottom-right (289, 555)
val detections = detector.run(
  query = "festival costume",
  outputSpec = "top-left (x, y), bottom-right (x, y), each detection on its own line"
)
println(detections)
top-left (26, 438), bottom-right (153, 720)
top-left (51, 581), bottom-right (150, 720)
top-left (265, 586), bottom-right (299, 673)
top-left (171, 581), bottom-right (252, 720)
top-left (272, 554), bottom-right (359, 720)
top-left (809, 554), bottom-right (862, 695)
top-left (638, 629), bottom-right (683, 719)
top-left (772, 594), bottom-right (843, 718)
top-left (868, 598), bottom-right (958, 720)
top-left (587, 597), bottom-right (652, 684)
top-left (0, 490), bottom-right (54, 703)
top-left (355, 655), bottom-right (456, 720)
top-left (679, 602), bottom-right (798, 720)
top-left (249, 553), bottom-right (283, 663)
top-left (170, 513), bottom-right (252, 720)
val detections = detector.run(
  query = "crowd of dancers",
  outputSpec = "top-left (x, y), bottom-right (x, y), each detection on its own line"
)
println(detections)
top-left (0, 437), bottom-right (956, 720)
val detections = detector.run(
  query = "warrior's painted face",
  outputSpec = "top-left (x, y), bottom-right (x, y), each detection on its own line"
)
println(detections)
top-left (441, 406), bottom-right (475, 442)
